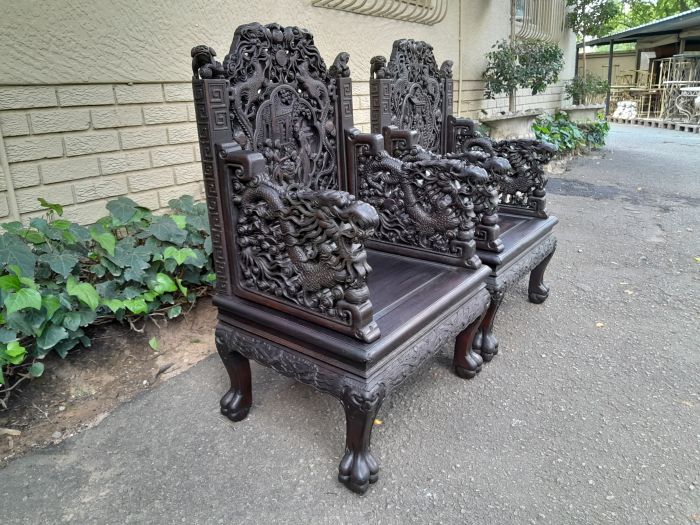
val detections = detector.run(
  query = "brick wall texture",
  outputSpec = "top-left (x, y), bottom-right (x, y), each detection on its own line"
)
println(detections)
top-left (0, 80), bottom-right (565, 224)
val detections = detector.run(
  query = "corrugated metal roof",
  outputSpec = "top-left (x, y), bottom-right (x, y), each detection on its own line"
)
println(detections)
top-left (587, 6), bottom-right (700, 45)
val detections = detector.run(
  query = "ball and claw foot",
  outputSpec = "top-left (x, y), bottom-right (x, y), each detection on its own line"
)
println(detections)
top-left (528, 282), bottom-right (550, 304)
top-left (338, 449), bottom-right (380, 494)
top-left (220, 389), bottom-right (251, 422)
top-left (478, 329), bottom-right (499, 363)
top-left (454, 349), bottom-right (483, 379)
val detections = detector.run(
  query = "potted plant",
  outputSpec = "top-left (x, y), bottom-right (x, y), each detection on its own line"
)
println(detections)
top-left (561, 72), bottom-right (608, 122)
top-left (481, 38), bottom-right (564, 140)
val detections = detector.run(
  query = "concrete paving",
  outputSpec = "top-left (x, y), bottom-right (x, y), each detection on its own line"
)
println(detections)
top-left (1, 124), bottom-right (699, 524)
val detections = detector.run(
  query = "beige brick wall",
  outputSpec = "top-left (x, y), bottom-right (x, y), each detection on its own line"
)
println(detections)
top-left (0, 80), bottom-right (399, 224)
top-left (0, 82), bottom-right (204, 223)
top-left (0, 78), bottom-right (569, 224)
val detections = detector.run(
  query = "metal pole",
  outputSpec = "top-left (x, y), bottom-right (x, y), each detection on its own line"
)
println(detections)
top-left (605, 40), bottom-right (614, 115)
top-left (574, 43), bottom-right (580, 78)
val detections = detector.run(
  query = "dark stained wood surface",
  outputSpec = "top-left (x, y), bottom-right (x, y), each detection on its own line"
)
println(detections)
top-left (215, 250), bottom-right (490, 375)
top-left (478, 214), bottom-right (558, 267)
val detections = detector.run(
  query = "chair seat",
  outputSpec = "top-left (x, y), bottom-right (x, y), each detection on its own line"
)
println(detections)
top-left (215, 250), bottom-right (490, 376)
top-left (478, 213), bottom-right (558, 268)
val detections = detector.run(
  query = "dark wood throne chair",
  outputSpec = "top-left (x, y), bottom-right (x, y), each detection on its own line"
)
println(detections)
top-left (369, 39), bottom-right (558, 363)
top-left (191, 23), bottom-right (492, 494)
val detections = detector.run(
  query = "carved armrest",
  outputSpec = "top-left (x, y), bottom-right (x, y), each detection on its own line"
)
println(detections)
top-left (376, 126), bottom-right (500, 233)
top-left (219, 142), bottom-right (381, 343)
top-left (447, 116), bottom-right (556, 216)
top-left (346, 130), bottom-right (482, 269)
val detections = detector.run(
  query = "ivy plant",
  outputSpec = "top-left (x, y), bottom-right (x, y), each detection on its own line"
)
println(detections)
top-left (532, 111), bottom-right (610, 153)
top-left (0, 196), bottom-right (215, 404)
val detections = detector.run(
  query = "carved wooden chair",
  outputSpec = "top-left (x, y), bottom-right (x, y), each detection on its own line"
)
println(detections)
top-left (370, 39), bottom-right (558, 363)
top-left (191, 23), bottom-right (491, 494)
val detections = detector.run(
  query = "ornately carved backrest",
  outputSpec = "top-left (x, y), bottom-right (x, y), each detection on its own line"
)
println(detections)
top-left (221, 22), bottom-right (347, 191)
top-left (370, 39), bottom-right (453, 154)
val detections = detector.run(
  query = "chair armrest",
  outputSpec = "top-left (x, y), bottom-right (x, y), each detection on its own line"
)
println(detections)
top-left (446, 117), bottom-right (556, 216)
top-left (218, 142), bottom-right (381, 343)
top-left (347, 134), bottom-right (482, 269)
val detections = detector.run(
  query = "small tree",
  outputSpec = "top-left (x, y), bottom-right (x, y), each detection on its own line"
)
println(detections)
top-left (483, 39), bottom-right (564, 113)
top-left (565, 72), bottom-right (610, 104)
top-left (566, 0), bottom-right (621, 77)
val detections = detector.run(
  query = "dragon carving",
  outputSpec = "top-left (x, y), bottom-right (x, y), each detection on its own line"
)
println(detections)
top-left (356, 148), bottom-right (481, 267)
top-left (229, 160), bottom-right (378, 325)
top-left (453, 123), bottom-right (556, 208)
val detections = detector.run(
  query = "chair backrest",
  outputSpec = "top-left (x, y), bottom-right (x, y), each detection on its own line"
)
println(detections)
top-left (190, 24), bottom-right (379, 341)
top-left (222, 22), bottom-right (353, 192)
top-left (370, 39), bottom-right (454, 154)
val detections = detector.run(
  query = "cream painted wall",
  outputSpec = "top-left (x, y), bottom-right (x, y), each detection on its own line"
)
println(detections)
top-left (0, 0), bottom-right (577, 223)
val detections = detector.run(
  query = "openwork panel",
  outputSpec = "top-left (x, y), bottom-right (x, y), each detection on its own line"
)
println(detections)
top-left (222, 23), bottom-right (342, 191)
top-left (371, 39), bottom-right (452, 153)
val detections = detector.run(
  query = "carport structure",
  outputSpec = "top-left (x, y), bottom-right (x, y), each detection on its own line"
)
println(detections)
top-left (580, 7), bottom-right (700, 126)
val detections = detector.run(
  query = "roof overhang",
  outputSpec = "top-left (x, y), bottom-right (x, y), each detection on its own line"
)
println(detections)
top-left (586, 7), bottom-right (700, 46)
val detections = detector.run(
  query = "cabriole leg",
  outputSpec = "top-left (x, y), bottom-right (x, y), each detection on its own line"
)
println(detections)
top-left (215, 329), bottom-right (252, 422)
top-left (528, 248), bottom-right (555, 304)
top-left (453, 312), bottom-right (486, 379)
top-left (472, 288), bottom-right (504, 362)
top-left (338, 388), bottom-right (385, 494)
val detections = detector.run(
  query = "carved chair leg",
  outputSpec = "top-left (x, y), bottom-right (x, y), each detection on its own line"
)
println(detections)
top-left (338, 388), bottom-right (385, 494)
top-left (215, 331), bottom-right (253, 422)
top-left (528, 248), bottom-right (555, 304)
top-left (472, 288), bottom-right (504, 363)
top-left (453, 312), bottom-right (486, 379)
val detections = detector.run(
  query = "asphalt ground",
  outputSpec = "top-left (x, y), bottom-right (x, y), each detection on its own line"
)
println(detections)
top-left (2, 124), bottom-right (699, 524)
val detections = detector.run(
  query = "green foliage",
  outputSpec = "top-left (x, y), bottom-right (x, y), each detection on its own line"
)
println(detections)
top-left (533, 111), bottom-right (610, 153)
top-left (565, 73), bottom-right (610, 105)
top-left (483, 39), bottom-right (565, 99)
top-left (611, 0), bottom-right (700, 31)
top-left (0, 195), bottom-right (214, 399)
top-left (566, 0), bottom-right (621, 40)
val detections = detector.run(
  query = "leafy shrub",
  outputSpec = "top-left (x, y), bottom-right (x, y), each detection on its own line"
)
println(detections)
top-left (533, 111), bottom-right (610, 154)
top-left (483, 39), bottom-right (565, 99)
top-left (565, 73), bottom-right (609, 105)
top-left (0, 196), bottom-right (214, 402)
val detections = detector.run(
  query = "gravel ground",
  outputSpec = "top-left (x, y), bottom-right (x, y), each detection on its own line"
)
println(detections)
top-left (1, 124), bottom-right (699, 524)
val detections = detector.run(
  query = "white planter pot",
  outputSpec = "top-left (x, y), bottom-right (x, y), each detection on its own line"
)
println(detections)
top-left (480, 111), bottom-right (541, 141)
top-left (559, 104), bottom-right (605, 123)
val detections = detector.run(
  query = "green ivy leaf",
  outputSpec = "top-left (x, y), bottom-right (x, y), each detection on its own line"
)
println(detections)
top-left (147, 216), bottom-right (188, 245)
top-left (162, 246), bottom-right (197, 266)
top-left (106, 196), bottom-right (139, 225)
top-left (28, 361), bottom-right (45, 377)
top-left (0, 274), bottom-right (22, 292)
top-left (150, 273), bottom-right (178, 295)
top-left (0, 234), bottom-right (36, 278)
top-left (170, 215), bottom-right (187, 229)
top-left (148, 337), bottom-right (159, 350)
top-left (66, 277), bottom-right (99, 311)
top-left (38, 198), bottom-right (64, 216)
top-left (123, 297), bottom-right (148, 314)
top-left (0, 328), bottom-right (17, 344)
top-left (2, 341), bottom-right (26, 365)
top-left (167, 305), bottom-right (182, 318)
top-left (90, 227), bottom-right (116, 257)
top-left (4, 288), bottom-right (42, 314)
top-left (102, 298), bottom-right (125, 313)
top-left (36, 324), bottom-right (69, 350)
top-left (42, 295), bottom-right (62, 320)
top-left (40, 252), bottom-right (80, 278)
